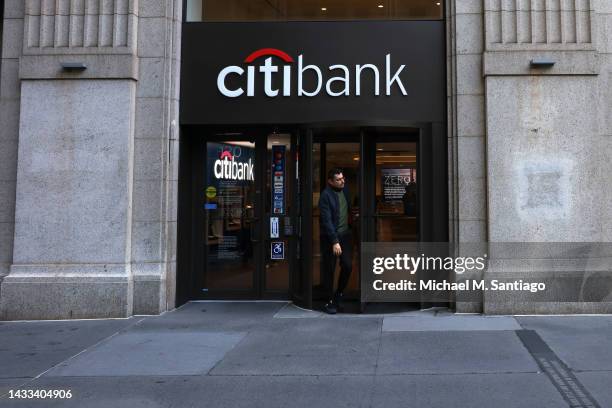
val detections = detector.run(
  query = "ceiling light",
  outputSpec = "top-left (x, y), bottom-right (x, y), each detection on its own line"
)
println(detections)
top-left (436, 2), bottom-right (440, 5)
top-left (378, 4), bottom-right (384, 8)
top-left (321, 7), bottom-right (327, 11)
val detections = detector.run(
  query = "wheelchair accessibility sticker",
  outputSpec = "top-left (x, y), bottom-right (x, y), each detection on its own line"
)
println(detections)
top-left (271, 241), bottom-right (285, 260)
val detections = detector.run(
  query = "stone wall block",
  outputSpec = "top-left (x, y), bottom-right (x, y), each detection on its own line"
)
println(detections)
top-left (547, 6), bottom-right (563, 43)
top-left (0, 140), bottom-right (18, 182)
top-left (69, 13), bottom-right (85, 46)
top-left (134, 97), bottom-right (164, 138)
top-left (3, 19), bottom-right (24, 58)
top-left (5, 0), bottom-right (26, 18)
top-left (169, 131), bottom-right (179, 180)
top-left (13, 80), bottom-right (136, 264)
top-left (517, 10), bottom-right (532, 43)
top-left (562, 10), bottom-right (577, 42)
top-left (533, 10), bottom-right (547, 43)
top-left (25, 0), bottom-right (42, 15)
top-left (139, 0), bottom-right (166, 18)
top-left (604, 138), bottom-right (612, 241)
top-left (486, 9), bottom-right (502, 44)
top-left (0, 181), bottom-right (17, 223)
top-left (101, 0), bottom-right (114, 14)
top-left (0, 59), bottom-right (20, 99)
top-left (594, 0), bottom-right (612, 13)
top-left (600, 13), bottom-right (612, 53)
top-left (458, 220), bottom-right (487, 243)
top-left (456, 95), bottom-right (485, 136)
top-left (84, 0), bottom-right (97, 15)
top-left (55, 14), bottom-right (70, 46)
top-left (113, 12), bottom-right (129, 46)
top-left (26, 15), bottom-right (42, 48)
top-left (501, 1), bottom-right (517, 44)
top-left (137, 17), bottom-right (166, 57)
top-left (132, 221), bottom-right (162, 262)
top-left (577, 10), bottom-right (592, 43)
top-left (134, 137), bottom-right (163, 180)
top-left (40, 0), bottom-right (55, 15)
top-left (458, 176), bottom-right (487, 221)
top-left (0, 100), bottom-right (20, 140)
top-left (133, 279), bottom-right (163, 314)
top-left (167, 221), bottom-right (177, 263)
top-left (99, 13), bottom-right (114, 46)
top-left (137, 57), bottom-right (164, 97)
top-left (0, 280), bottom-right (133, 320)
top-left (170, 54), bottom-right (181, 100)
top-left (601, 60), bottom-right (612, 135)
top-left (116, 0), bottom-right (129, 14)
top-left (457, 136), bottom-right (486, 179)
top-left (486, 76), bottom-right (603, 242)
top-left (455, 13), bottom-right (484, 54)
top-left (165, 261), bottom-right (176, 309)
top-left (174, 0), bottom-right (182, 22)
top-left (0, 222), bottom-right (15, 275)
top-left (70, 0), bottom-right (86, 15)
top-left (167, 174), bottom-right (178, 223)
top-left (40, 13), bottom-right (55, 47)
top-left (456, 54), bottom-right (484, 95)
top-left (456, 0), bottom-right (482, 15)
top-left (56, 0), bottom-right (70, 15)
top-left (83, 10), bottom-right (99, 46)
top-left (133, 179), bottom-right (162, 222)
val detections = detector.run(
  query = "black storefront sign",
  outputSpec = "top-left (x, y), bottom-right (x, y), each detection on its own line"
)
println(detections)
top-left (180, 21), bottom-right (445, 125)
top-left (177, 20), bottom-right (449, 306)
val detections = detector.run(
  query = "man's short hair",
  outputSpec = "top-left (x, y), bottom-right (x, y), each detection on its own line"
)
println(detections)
top-left (327, 168), bottom-right (344, 180)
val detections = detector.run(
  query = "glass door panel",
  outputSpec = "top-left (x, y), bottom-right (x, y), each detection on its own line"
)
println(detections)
top-left (264, 133), bottom-right (292, 292)
top-left (312, 138), bottom-right (361, 301)
top-left (204, 139), bottom-right (259, 291)
top-left (375, 142), bottom-right (418, 242)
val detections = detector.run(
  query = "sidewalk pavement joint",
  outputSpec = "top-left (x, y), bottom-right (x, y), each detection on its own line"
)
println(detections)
top-left (517, 330), bottom-right (601, 408)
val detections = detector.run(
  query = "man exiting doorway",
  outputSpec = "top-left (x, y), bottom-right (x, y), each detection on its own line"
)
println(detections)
top-left (319, 168), bottom-right (353, 314)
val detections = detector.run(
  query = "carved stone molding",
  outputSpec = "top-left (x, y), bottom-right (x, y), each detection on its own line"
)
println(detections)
top-left (485, 0), bottom-right (594, 51)
top-left (24, 0), bottom-right (138, 55)
top-left (21, 0), bottom-right (139, 79)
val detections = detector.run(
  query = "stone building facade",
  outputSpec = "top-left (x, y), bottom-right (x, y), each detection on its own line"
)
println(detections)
top-left (0, 0), bottom-right (610, 319)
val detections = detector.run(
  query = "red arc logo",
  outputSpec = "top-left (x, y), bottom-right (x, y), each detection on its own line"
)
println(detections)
top-left (219, 150), bottom-right (233, 159)
top-left (244, 48), bottom-right (294, 63)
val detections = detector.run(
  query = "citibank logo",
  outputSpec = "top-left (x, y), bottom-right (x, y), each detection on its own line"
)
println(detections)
top-left (217, 48), bottom-right (407, 98)
top-left (214, 148), bottom-right (254, 181)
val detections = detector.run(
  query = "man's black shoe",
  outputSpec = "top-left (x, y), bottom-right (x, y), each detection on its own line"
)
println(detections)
top-left (323, 301), bottom-right (337, 314)
top-left (334, 292), bottom-right (344, 313)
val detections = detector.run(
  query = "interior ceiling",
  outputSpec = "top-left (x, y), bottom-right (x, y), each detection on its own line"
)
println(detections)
top-left (201, 0), bottom-right (443, 20)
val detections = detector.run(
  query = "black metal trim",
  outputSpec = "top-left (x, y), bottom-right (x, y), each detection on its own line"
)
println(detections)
top-left (178, 123), bottom-right (449, 308)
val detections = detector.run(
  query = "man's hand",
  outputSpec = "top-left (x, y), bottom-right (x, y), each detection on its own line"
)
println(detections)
top-left (333, 243), bottom-right (342, 256)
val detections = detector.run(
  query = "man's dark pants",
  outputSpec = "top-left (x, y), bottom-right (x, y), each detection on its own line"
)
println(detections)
top-left (321, 231), bottom-right (353, 300)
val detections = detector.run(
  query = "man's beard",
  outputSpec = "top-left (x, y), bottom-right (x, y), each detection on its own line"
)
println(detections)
top-left (332, 185), bottom-right (343, 192)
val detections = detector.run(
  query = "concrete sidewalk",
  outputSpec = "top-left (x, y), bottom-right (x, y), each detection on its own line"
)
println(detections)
top-left (1, 302), bottom-right (611, 408)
